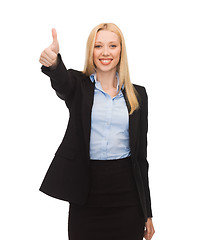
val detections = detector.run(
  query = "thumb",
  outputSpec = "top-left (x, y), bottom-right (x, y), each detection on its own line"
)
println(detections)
top-left (50, 28), bottom-right (59, 54)
top-left (52, 28), bottom-right (58, 44)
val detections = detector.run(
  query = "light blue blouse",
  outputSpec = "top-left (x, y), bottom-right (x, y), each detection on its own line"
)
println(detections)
top-left (89, 72), bottom-right (131, 160)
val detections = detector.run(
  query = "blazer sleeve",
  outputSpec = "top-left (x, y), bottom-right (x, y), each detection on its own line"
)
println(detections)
top-left (41, 53), bottom-right (77, 101)
top-left (138, 86), bottom-right (153, 218)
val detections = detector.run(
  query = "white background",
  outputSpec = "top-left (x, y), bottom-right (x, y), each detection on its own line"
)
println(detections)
top-left (1, 0), bottom-right (202, 239)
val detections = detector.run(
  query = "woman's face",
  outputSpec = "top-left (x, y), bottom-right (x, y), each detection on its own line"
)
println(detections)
top-left (93, 30), bottom-right (121, 73)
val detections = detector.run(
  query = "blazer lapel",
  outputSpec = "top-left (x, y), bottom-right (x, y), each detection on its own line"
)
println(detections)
top-left (81, 76), bottom-right (95, 162)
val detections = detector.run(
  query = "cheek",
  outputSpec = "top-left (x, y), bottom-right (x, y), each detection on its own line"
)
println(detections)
top-left (114, 49), bottom-right (121, 62)
top-left (93, 52), bottom-right (99, 67)
top-left (115, 46), bottom-right (121, 57)
top-left (93, 50), bottom-right (99, 62)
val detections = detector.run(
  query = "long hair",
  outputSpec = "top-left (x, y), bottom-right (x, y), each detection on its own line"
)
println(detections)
top-left (83, 23), bottom-right (140, 114)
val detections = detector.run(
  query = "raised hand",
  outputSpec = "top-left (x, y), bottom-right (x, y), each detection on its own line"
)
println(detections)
top-left (39, 28), bottom-right (60, 67)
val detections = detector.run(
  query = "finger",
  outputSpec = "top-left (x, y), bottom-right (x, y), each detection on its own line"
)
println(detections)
top-left (44, 48), bottom-right (57, 61)
top-left (144, 228), bottom-right (152, 240)
top-left (144, 232), bottom-right (150, 240)
top-left (42, 51), bottom-right (54, 63)
top-left (52, 28), bottom-right (57, 44)
top-left (150, 226), bottom-right (155, 238)
top-left (39, 56), bottom-right (52, 66)
top-left (40, 59), bottom-right (50, 67)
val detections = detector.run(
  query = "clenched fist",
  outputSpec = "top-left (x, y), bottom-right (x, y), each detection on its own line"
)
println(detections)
top-left (39, 28), bottom-right (59, 68)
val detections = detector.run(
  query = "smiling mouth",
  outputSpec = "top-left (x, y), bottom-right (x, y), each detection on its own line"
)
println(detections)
top-left (99, 59), bottom-right (113, 65)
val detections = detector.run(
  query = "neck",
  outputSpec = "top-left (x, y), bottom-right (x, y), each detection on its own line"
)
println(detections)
top-left (96, 69), bottom-right (117, 90)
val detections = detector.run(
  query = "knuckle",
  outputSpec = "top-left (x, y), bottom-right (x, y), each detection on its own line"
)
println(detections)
top-left (44, 48), bottom-right (50, 56)
top-left (40, 52), bottom-right (45, 58)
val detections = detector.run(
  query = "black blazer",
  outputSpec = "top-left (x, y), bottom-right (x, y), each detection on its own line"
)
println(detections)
top-left (39, 53), bottom-right (153, 222)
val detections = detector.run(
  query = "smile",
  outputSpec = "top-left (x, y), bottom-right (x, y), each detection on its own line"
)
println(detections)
top-left (99, 59), bottom-right (113, 65)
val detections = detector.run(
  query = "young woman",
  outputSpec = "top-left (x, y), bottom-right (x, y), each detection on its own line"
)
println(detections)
top-left (39, 23), bottom-right (155, 240)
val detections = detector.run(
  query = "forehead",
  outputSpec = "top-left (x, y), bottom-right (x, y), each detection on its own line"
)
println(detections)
top-left (95, 30), bottom-right (120, 43)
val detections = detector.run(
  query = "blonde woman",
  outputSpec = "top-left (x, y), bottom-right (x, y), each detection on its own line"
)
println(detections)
top-left (39, 23), bottom-right (155, 240)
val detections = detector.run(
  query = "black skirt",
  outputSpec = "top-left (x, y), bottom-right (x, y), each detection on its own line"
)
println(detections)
top-left (68, 156), bottom-right (145, 240)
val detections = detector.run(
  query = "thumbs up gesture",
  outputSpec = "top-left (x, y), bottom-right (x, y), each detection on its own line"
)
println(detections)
top-left (39, 28), bottom-right (60, 67)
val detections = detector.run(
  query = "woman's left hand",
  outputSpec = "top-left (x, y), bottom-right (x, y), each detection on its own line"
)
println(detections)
top-left (143, 217), bottom-right (155, 240)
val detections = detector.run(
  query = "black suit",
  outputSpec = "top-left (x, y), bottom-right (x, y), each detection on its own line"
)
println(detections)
top-left (39, 53), bottom-right (153, 222)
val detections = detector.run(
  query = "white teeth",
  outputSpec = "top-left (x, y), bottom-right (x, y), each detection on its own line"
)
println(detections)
top-left (100, 60), bottom-right (111, 63)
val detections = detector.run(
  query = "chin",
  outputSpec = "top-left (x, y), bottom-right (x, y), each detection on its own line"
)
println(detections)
top-left (95, 64), bottom-right (117, 73)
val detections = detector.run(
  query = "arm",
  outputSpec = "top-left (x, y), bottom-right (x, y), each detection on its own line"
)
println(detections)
top-left (39, 29), bottom-right (77, 101)
top-left (41, 53), bottom-right (76, 101)
top-left (138, 86), bottom-right (153, 218)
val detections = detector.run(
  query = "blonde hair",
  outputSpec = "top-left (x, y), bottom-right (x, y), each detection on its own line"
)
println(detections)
top-left (83, 23), bottom-right (140, 114)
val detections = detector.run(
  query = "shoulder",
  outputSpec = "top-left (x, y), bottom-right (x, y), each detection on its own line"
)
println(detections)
top-left (53, 53), bottom-right (89, 80)
top-left (132, 84), bottom-right (148, 106)
top-left (67, 68), bottom-right (85, 77)
top-left (133, 83), bottom-right (147, 94)
top-left (66, 68), bottom-right (90, 82)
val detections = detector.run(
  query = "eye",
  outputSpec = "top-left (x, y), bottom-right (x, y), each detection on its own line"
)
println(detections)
top-left (110, 45), bottom-right (117, 48)
top-left (94, 45), bottom-right (102, 48)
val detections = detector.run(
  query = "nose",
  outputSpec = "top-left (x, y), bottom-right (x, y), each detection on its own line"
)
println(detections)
top-left (102, 46), bottom-right (109, 56)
